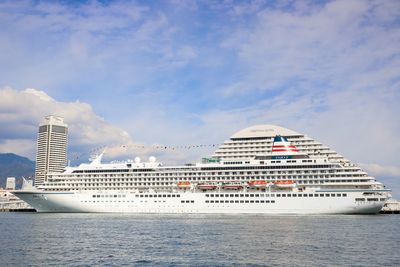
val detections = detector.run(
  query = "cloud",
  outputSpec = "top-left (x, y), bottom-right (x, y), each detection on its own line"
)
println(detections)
top-left (0, 87), bottom-right (131, 160)
top-left (359, 163), bottom-right (400, 178)
top-left (220, 0), bottom-right (400, 96)
top-left (0, 87), bottom-right (209, 165)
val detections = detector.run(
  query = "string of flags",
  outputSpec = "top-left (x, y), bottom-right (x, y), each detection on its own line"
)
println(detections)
top-left (68, 143), bottom-right (223, 161)
top-left (119, 143), bottom-right (222, 150)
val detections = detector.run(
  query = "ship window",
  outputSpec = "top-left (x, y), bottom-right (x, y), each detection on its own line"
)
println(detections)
top-left (337, 194), bottom-right (342, 197)
top-left (235, 194), bottom-right (239, 197)
top-left (245, 194), bottom-right (249, 197)
top-left (191, 200), bottom-right (194, 203)
top-left (277, 194), bottom-right (281, 197)
top-left (181, 200), bottom-right (185, 203)
top-left (271, 200), bottom-right (275, 203)
top-left (343, 194), bottom-right (347, 197)
top-left (210, 194), bottom-right (214, 197)
top-left (287, 194), bottom-right (291, 197)
top-left (266, 200), bottom-right (270, 203)
top-left (319, 194), bottom-right (324, 197)
top-left (245, 200), bottom-right (249, 203)
top-left (282, 194), bottom-right (286, 197)
top-left (206, 194), bottom-right (209, 197)
top-left (261, 200), bottom-right (265, 203)
top-left (255, 200), bottom-right (259, 203)
top-left (230, 194), bottom-right (234, 197)
top-left (206, 200), bottom-right (209, 203)
top-left (210, 200), bottom-right (214, 203)
top-left (308, 194), bottom-right (313, 197)
top-left (167, 194), bottom-right (171, 197)
top-left (355, 198), bottom-right (365, 202)
top-left (235, 200), bottom-right (239, 203)
top-left (325, 194), bottom-right (330, 197)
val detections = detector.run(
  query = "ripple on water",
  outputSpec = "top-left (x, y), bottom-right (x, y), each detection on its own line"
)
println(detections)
top-left (0, 214), bottom-right (399, 267)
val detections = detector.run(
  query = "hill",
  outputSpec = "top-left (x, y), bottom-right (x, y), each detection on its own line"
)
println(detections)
top-left (0, 153), bottom-right (35, 188)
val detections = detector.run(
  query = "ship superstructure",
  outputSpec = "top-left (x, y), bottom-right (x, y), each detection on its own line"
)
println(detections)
top-left (13, 125), bottom-right (390, 214)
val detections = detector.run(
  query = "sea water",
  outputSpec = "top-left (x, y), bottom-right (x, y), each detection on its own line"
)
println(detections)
top-left (0, 213), bottom-right (399, 266)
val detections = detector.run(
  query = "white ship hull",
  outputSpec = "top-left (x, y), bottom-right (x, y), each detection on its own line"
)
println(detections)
top-left (13, 190), bottom-right (386, 214)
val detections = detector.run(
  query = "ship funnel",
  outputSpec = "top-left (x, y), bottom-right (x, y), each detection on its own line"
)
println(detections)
top-left (271, 136), bottom-right (299, 155)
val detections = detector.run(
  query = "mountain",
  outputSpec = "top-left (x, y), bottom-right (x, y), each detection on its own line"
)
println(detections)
top-left (0, 153), bottom-right (35, 189)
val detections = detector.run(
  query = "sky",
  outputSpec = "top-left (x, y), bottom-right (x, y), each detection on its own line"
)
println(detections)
top-left (0, 0), bottom-right (399, 196)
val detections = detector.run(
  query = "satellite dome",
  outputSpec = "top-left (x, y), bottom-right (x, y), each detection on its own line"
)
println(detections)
top-left (149, 156), bottom-right (156, 163)
top-left (134, 157), bottom-right (141, 163)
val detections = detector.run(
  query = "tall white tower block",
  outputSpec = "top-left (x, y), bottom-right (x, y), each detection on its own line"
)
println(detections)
top-left (6, 177), bottom-right (16, 190)
top-left (34, 116), bottom-right (68, 186)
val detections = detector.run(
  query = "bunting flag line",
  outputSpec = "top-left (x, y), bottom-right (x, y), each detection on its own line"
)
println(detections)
top-left (68, 143), bottom-right (223, 161)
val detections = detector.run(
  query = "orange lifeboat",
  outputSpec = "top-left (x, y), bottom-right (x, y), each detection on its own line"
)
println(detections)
top-left (273, 180), bottom-right (296, 188)
top-left (248, 180), bottom-right (268, 188)
top-left (222, 183), bottom-right (243, 190)
top-left (177, 181), bottom-right (191, 188)
top-left (197, 184), bottom-right (218, 190)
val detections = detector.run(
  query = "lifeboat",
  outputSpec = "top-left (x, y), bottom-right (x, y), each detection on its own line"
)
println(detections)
top-left (222, 183), bottom-right (243, 190)
top-left (197, 184), bottom-right (218, 190)
top-left (248, 180), bottom-right (268, 188)
top-left (177, 181), bottom-right (191, 188)
top-left (273, 180), bottom-right (296, 188)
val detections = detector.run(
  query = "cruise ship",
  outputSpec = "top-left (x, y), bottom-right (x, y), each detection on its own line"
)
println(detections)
top-left (12, 125), bottom-right (391, 214)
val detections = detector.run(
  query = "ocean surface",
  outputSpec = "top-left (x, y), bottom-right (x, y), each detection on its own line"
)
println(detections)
top-left (0, 213), bottom-right (399, 267)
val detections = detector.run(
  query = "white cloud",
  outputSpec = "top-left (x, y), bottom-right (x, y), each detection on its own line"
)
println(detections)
top-left (220, 0), bottom-right (400, 96)
top-left (359, 163), bottom-right (400, 178)
top-left (0, 87), bottom-right (131, 161)
top-left (0, 87), bottom-right (209, 165)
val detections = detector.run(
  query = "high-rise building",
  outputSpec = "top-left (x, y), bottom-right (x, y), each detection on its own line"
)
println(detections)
top-left (6, 177), bottom-right (16, 190)
top-left (34, 116), bottom-right (68, 186)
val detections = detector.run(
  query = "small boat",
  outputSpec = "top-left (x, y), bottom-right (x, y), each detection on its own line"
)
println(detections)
top-left (222, 183), bottom-right (243, 190)
top-left (197, 184), bottom-right (218, 190)
top-left (248, 180), bottom-right (268, 188)
top-left (273, 180), bottom-right (296, 188)
top-left (177, 181), bottom-right (191, 188)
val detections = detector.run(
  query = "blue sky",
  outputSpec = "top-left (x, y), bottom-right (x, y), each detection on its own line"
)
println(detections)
top-left (0, 0), bottom-right (399, 196)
